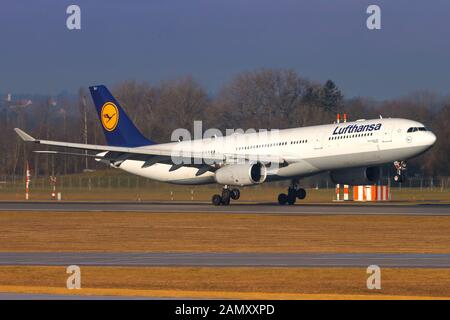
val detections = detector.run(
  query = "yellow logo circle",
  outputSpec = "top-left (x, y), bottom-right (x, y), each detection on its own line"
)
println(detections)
top-left (101, 102), bottom-right (119, 131)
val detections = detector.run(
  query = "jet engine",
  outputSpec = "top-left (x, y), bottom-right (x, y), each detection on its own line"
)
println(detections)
top-left (330, 166), bottom-right (380, 185)
top-left (214, 163), bottom-right (267, 186)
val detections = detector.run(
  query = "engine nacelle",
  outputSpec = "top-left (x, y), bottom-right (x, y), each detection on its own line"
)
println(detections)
top-left (214, 163), bottom-right (267, 186)
top-left (330, 166), bottom-right (380, 185)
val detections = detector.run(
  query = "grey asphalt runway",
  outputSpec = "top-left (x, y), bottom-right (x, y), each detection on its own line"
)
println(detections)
top-left (0, 201), bottom-right (449, 216)
top-left (1, 252), bottom-right (450, 268)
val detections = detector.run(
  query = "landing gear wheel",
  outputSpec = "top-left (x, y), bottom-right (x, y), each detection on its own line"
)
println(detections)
top-left (278, 181), bottom-right (306, 205)
top-left (221, 189), bottom-right (231, 205)
top-left (278, 193), bottom-right (288, 205)
top-left (393, 161), bottom-right (407, 183)
top-left (230, 188), bottom-right (240, 200)
top-left (212, 194), bottom-right (222, 206)
top-left (222, 189), bottom-right (231, 199)
top-left (287, 188), bottom-right (297, 205)
top-left (288, 194), bottom-right (297, 205)
top-left (296, 188), bottom-right (306, 200)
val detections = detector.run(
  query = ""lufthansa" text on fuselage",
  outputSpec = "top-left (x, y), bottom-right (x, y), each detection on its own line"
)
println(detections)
top-left (332, 123), bottom-right (382, 135)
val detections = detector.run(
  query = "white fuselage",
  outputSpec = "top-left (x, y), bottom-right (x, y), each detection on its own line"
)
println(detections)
top-left (114, 118), bottom-right (436, 185)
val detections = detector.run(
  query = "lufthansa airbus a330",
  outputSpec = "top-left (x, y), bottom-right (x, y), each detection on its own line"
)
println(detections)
top-left (15, 85), bottom-right (436, 205)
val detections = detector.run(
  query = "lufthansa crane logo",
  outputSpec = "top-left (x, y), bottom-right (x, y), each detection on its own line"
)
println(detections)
top-left (101, 102), bottom-right (119, 131)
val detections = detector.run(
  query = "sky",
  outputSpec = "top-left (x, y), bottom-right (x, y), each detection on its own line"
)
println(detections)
top-left (1, 0), bottom-right (450, 99)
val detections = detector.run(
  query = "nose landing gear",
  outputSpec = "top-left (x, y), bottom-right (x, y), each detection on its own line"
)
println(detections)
top-left (278, 180), bottom-right (307, 205)
top-left (212, 186), bottom-right (240, 206)
top-left (393, 161), bottom-right (407, 183)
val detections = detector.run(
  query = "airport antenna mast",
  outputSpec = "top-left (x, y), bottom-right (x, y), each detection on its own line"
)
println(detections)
top-left (78, 89), bottom-right (89, 170)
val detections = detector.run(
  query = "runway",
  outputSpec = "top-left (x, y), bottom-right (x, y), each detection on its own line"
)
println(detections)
top-left (0, 201), bottom-right (449, 216)
top-left (1, 252), bottom-right (450, 268)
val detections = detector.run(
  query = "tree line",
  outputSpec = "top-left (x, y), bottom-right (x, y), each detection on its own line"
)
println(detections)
top-left (1, 68), bottom-right (448, 178)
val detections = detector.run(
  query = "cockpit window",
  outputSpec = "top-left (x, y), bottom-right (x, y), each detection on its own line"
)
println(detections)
top-left (407, 127), bottom-right (427, 133)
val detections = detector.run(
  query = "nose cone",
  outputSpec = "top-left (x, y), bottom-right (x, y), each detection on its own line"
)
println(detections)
top-left (428, 131), bottom-right (437, 146)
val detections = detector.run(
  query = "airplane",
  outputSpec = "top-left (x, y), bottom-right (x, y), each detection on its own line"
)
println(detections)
top-left (14, 85), bottom-right (437, 205)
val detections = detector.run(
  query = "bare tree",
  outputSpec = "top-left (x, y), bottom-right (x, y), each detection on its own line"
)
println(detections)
top-left (213, 69), bottom-right (328, 130)
top-left (153, 76), bottom-right (210, 140)
top-left (113, 80), bottom-right (156, 139)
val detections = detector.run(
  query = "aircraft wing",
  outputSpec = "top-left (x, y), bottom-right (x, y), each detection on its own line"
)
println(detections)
top-left (15, 128), bottom-right (289, 166)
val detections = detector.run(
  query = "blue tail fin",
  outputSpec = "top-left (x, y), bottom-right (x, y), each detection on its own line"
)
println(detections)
top-left (89, 85), bottom-right (154, 147)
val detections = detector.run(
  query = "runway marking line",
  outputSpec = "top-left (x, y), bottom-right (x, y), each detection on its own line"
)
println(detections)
top-left (0, 285), bottom-right (448, 300)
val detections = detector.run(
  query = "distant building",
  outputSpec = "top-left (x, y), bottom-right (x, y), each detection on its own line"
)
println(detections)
top-left (3, 93), bottom-right (33, 108)
top-left (48, 98), bottom-right (57, 107)
top-left (11, 99), bottom-right (33, 108)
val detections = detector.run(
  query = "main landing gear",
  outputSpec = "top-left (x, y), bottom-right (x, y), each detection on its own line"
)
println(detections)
top-left (212, 186), bottom-right (240, 206)
top-left (278, 180), bottom-right (306, 205)
top-left (393, 160), bottom-right (407, 183)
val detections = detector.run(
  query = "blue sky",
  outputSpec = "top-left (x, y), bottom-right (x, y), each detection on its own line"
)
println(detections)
top-left (1, 0), bottom-right (450, 99)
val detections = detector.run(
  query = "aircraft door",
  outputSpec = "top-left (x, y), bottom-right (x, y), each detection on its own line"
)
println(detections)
top-left (314, 132), bottom-right (324, 150)
top-left (382, 124), bottom-right (393, 142)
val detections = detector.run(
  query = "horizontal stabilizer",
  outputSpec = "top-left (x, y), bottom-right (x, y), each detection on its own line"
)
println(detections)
top-left (14, 128), bottom-right (36, 142)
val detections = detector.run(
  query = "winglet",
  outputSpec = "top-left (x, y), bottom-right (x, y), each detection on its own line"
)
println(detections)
top-left (14, 128), bottom-right (36, 142)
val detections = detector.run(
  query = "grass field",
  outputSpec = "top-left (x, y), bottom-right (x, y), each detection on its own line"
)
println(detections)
top-left (1, 168), bottom-right (447, 202)
top-left (0, 185), bottom-right (449, 203)
top-left (0, 266), bottom-right (449, 299)
top-left (0, 211), bottom-right (449, 253)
